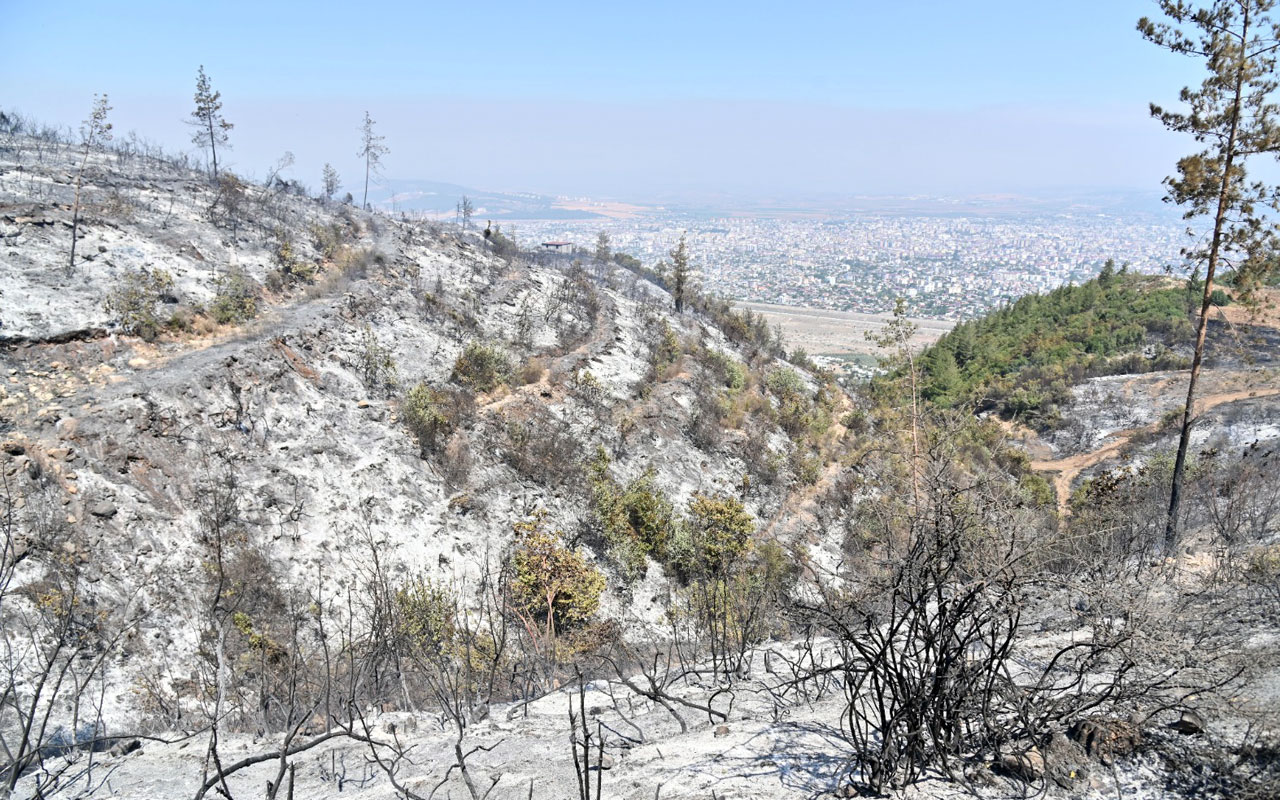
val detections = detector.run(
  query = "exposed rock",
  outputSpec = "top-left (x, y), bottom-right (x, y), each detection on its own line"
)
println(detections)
top-left (88, 501), bottom-right (118, 519)
top-left (998, 746), bottom-right (1045, 782)
top-left (1042, 731), bottom-right (1090, 787)
top-left (1169, 709), bottom-right (1206, 735)
top-left (714, 724), bottom-right (730, 738)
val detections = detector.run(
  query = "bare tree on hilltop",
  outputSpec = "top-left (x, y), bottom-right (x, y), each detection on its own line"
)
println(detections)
top-left (1140, 0), bottom-right (1280, 546)
top-left (68, 94), bottom-right (111, 274)
top-left (459, 195), bottom-right (474, 229)
top-left (189, 65), bottom-right (233, 180)
top-left (358, 111), bottom-right (388, 211)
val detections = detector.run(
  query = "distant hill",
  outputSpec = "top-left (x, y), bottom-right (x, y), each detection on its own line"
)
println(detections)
top-left (916, 269), bottom-right (1195, 424)
top-left (377, 178), bottom-right (608, 219)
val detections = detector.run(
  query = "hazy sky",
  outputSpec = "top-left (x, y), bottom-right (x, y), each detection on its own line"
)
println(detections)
top-left (0, 0), bottom-right (1206, 203)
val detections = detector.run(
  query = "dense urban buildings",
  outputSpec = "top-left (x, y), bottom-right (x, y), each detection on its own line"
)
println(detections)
top-left (511, 214), bottom-right (1188, 319)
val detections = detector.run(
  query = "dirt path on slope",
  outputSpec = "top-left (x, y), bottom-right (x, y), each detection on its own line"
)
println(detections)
top-left (1031, 386), bottom-right (1280, 519)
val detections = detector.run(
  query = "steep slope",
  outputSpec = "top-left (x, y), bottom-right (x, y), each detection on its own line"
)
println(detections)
top-left (5, 133), bottom-right (1279, 800)
top-left (0, 134), bottom-right (847, 690)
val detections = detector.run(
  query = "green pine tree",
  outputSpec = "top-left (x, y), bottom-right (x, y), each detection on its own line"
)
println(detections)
top-left (1140, 0), bottom-right (1280, 545)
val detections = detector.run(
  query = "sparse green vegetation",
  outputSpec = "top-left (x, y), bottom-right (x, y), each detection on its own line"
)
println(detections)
top-left (451, 341), bottom-right (512, 393)
top-left (210, 267), bottom-right (259, 324)
top-left (103, 266), bottom-right (174, 340)
top-left (266, 228), bottom-right (318, 288)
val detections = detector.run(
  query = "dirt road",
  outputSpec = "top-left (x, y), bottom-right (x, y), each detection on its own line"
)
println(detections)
top-left (1031, 386), bottom-right (1280, 518)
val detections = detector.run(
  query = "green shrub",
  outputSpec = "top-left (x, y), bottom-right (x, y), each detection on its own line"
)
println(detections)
top-left (700, 347), bottom-right (747, 391)
top-left (359, 324), bottom-right (398, 397)
top-left (680, 493), bottom-right (755, 578)
top-left (589, 452), bottom-right (677, 581)
top-left (572, 369), bottom-right (608, 410)
top-left (765, 367), bottom-right (806, 400)
top-left (790, 449), bottom-right (821, 486)
top-left (267, 228), bottom-right (319, 288)
top-left (673, 536), bottom-right (795, 676)
top-left (103, 267), bottom-right (174, 341)
top-left (451, 341), bottom-right (511, 393)
top-left (1019, 473), bottom-right (1055, 508)
top-left (310, 222), bottom-right (347, 260)
top-left (210, 267), bottom-right (259, 324)
top-left (394, 577), bottom-right (456, 656)
top-left (777, 396), bottom-right (815, 437)
top-left (841, 408), bottom-right (869, 434)
top-left (651, 321), bottom-right (681, 376)
top-left (509, 513), bottom-right (606, 638)
top-left (402, 383), bottom-right (466, 456)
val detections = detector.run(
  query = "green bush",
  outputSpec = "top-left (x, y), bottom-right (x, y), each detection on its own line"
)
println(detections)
top-left (359, 324), bottom-right (398, 397)
top-left (103, 267), bottom-right (174, 341)
top-left (790, 449), bottom-right (821, 486)
top-left (451, 341), bottom-right (511, 393)
top-left (679, 493), bottom-right (755, 578)
top-left (589, 451), bottom-right (677, 581)
top-left (700, 347), bottom-right (747, 391)
top-left (1019, 473), bottom-right (1055, 508)
top-left (310, 222), bottom-right (347, 260)
top-left (509, 513), bottom-right (606, 638)
top-left (394, 577), bottom-right (456, 656)
top-left (402, 383), bottom-right (468, 456)
top-left (651, 321), bottom-right (681, 376)
top-left (766, 367), bottom-right (806, 400)
top-left (210, 267), bottom-right (259, 324)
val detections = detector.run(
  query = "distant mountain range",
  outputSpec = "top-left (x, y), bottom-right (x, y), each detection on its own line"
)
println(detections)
top-left (374, 179), bottom-right (1178, 223)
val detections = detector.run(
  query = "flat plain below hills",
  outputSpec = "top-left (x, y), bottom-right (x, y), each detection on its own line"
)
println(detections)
top-left (735, 300), bottom-right (954, 357)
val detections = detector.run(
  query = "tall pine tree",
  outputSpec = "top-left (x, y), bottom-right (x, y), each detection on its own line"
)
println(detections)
top-left (358, 111), bottom-right (388, 211)
top-left (1140, 0), bottom-right (1280, 544)
top-left (69, 95), bottom-right (112, 274)
top-left (189, 66), bottom-right (233, 180)
top-left (669, 233), bottom-right (692, 313)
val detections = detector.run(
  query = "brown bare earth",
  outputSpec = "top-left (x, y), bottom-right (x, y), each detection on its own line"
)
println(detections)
top-left (1214, 286), bottom-right (1280, 329)
top-left (735, 301), bottom-right (954, 357)
top-left (551, 199), bottom-right (649, 220)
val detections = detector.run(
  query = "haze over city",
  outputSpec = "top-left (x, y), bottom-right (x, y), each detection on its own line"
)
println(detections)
top-left (1, 0), bottom-right (1205, 204)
